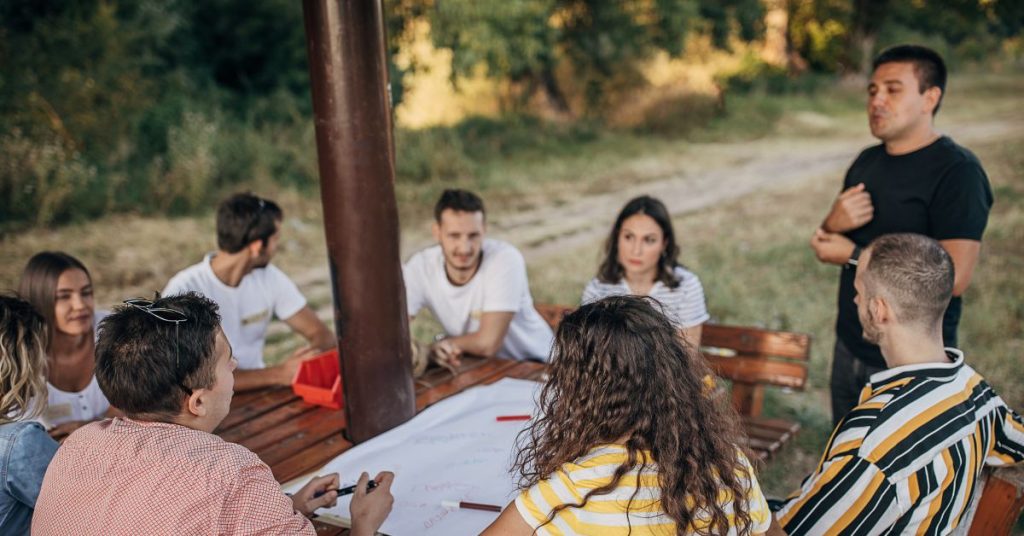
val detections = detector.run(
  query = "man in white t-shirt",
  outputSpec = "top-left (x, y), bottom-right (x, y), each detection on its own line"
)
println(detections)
top-left (163, 193), bottom-right (335, 390)
top-left (403, 190), bottom-right (553, 364)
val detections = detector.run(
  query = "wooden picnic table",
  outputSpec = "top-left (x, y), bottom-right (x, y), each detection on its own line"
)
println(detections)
top-left (215, 354), bottom-right (797, 534)
top-left (215, 356), bottom-right (547, 535)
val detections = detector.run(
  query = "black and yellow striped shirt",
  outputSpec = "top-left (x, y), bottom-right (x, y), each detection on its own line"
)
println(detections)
top-left (778, 349), bottom-right (1024, 535)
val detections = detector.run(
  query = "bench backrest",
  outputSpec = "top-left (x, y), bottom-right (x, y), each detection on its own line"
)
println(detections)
top-left (534, 303), bottom-right (811, 417)
top-left (701, 324), bottom-right (810, 417)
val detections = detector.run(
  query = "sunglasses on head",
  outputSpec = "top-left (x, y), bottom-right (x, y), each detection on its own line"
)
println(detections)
top-left (123, 298), bottom-right (193, 395)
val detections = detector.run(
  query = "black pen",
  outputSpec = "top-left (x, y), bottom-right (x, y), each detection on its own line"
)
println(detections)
top-left (313, 479), bottom-right (377, 499)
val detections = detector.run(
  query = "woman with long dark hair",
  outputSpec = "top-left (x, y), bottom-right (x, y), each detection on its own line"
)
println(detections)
top-left (583, 196), bottom-right (708, 347)
top-left (483, 296), bottom-right (778, 535)
top-left (18, 252), bottom-right (113, 438)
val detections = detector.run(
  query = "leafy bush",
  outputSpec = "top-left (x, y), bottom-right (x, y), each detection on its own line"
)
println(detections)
top-left (0, 129), bottom-right (98, 227)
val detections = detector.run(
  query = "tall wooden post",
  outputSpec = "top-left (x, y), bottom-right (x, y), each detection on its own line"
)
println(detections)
top-left (301, 0), bottom-right (415, 442)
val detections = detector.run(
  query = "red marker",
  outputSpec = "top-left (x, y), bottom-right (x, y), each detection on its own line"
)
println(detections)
top-left (496, 415), bottom-right (531, 422)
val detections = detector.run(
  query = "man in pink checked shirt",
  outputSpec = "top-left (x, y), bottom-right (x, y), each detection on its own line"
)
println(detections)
top-left (33, 293), bottom-right (394, 536)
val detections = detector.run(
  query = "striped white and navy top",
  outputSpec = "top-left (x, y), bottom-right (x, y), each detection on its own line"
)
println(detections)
top-left (581, 266), bottom-right (709, 329)
top-left (515, 444), bottom-right (772, 535)
top-left (778, 349), bottom-right (1024, 535)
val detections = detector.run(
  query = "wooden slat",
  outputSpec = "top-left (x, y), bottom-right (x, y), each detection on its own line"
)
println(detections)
top-left (228, 388), bottom-right (275, 408)
top-left (243, 408), bottom-right (348, 468)
top-left (220, 400), bottom-right (320, 444)
top-left (709, 355), bottom-right (807, 389)
top-left (415, 358), bottom-right (521, 409)
top-left (414, 355), bottom-right (493, 390)
top-left (966, 466), bottom-right (1024, 535)
top-left (218, 387), bottom-right (299, 432)
top-left (270, 430), bottom-right (354, 483)
top-left (501, 361), bottom-right (548, 381)
top-left (701, 324), bottom-right (810, 361)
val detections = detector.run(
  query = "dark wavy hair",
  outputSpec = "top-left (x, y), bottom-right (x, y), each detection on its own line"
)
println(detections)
top-left (598, 196), bottom-right (681, 289)
top-left (513, 296), bottom-right (754, 535)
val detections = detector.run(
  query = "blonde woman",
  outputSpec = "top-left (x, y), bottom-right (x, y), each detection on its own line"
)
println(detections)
top-left (0, 294), bottom-right (59, 535)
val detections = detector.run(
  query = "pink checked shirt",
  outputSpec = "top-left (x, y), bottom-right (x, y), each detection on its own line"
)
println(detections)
top-left (32, 418), bottom-right (313, 535)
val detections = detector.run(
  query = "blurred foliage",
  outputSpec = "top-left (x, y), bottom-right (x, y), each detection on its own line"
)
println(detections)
top-left (788, 0), bottom-right (1024, 73)
top-left (0, 0), bottom-right (1020, 230)
top-left (421, 0), bottom-right (763, 112)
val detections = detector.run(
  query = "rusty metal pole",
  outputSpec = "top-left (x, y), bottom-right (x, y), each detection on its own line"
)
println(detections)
top-left (301, 0), bottom-right (415, 442)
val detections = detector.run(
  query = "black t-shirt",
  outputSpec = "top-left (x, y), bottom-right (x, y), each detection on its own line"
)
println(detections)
top-left (836, 136), bottom-right (993, 367)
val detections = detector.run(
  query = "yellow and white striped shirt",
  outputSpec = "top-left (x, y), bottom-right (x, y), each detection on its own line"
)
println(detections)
top-left (515, 444), bottom-right (772, 535)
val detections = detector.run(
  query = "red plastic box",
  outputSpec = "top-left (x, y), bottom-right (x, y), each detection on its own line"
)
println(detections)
top-left (291, 349), bottom-right (344, 409)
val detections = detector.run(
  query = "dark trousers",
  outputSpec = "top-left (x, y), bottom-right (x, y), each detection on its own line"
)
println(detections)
top-left (829, 338), bottom-right (887, 428)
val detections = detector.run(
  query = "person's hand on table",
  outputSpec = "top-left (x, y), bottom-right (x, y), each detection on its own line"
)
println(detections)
top-left (430, 338), bottom-right (463, 370)
top-left (275, 345), bottom-right (317, 385)
top-left (350, 471), bottom-right (395, 536)
top-left (291, 473), bottom-right (340, 517)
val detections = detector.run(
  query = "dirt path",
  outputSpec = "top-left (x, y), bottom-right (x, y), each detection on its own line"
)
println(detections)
top-left (289, 117), bottom-right (1024, 315)
top-left (3, 111), bottom-right (1019, 348)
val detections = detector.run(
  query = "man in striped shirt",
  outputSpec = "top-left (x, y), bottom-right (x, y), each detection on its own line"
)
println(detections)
top-left (777, 233), bottom-right (1024, 534)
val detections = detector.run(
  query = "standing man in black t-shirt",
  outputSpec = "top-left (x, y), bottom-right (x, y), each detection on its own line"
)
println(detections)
top-left (809, 44), bottom-right (994, 426)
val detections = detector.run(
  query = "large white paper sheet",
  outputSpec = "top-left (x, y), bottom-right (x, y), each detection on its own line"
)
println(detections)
top-left (285, 378), bottom-right (540, 535)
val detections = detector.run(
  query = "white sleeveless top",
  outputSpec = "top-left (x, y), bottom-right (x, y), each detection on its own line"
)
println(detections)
top-left (41, 375), bottom-right (110, 428)
top-left (39, 311), bottom-right (111, 428)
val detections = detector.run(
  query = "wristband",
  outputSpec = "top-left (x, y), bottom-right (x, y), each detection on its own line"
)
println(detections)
top-left (847, 245), bottom-right (862, 268)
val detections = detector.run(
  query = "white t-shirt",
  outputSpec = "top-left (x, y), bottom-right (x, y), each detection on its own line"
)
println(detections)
top-left (162, 254), bottom-right (307, 370)
top-left (403, 239), bottom-right (554, 362)
top-left (581, 266), bottom-right (710, 328)
top-left (41, 311), bottom-right (111, 428)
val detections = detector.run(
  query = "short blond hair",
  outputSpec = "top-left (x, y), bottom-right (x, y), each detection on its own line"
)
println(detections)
top-left (0, 294), bottom-right (49, 422)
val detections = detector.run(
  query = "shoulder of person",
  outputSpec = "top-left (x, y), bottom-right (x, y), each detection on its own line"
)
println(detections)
top-left (0, 420), bottom-right (48, 442)
top-left (483, 239), bottom-right (525, 265)
top-left (934, 136), bottom-right (987, 173)
top-left (672, 265), bottom-right (701, 284)
top-left (405, 244), bottom-right (442, 268)
top-left (853, 142), bottom-right (887, 164)
top-left (255, 262), bottom-right (293, 284)
top-left (163, 259), bottom-right (211, 291)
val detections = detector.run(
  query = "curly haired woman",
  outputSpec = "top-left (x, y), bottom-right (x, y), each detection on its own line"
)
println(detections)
top-left (483, 296), bottom-right (782, 535)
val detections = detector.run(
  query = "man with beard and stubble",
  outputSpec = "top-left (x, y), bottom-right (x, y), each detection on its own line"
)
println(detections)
top-left (403, 189), bottom-right (553, 366)
top-left (778, 234), bottom-right (1023, 534)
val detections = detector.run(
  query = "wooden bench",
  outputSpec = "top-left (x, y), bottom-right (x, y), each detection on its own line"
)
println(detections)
top-left (535, 303), bottom-right (810, 460)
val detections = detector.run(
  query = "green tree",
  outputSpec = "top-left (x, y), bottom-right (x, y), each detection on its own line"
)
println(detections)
top-left (786, 0), bottom-right (1024, 75)
top-left (422, 0), bottom-right (764, 114)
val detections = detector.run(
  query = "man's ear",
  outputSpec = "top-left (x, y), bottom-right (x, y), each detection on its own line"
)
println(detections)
top-left (431, 221), bottom-right (440, 242)
top-left (246, 239), bottom-right (263, 257)
top-left (871, 295), bottom-right (892, 325)
top-left (185, 389), bottom-right (208, 418)
top-left (923, 86), bottom-right (942, 115)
